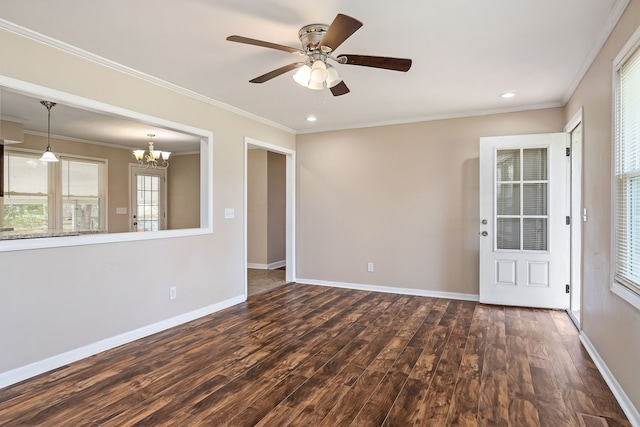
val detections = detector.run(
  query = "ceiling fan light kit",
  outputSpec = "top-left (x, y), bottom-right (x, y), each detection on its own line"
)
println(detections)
top-left (227, 13), bottom-right (412, 96)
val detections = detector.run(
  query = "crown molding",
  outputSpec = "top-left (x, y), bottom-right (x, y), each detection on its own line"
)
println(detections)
top-left (0, 19), bottom-right (296, 135)
top-left (561, 0), bottom-right (631, 104)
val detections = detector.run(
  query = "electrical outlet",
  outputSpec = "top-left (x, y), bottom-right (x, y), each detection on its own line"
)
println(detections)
top-left (169, 286), bottom-right (177, 300)
top-left (367, 262), bottom-right (374, 272)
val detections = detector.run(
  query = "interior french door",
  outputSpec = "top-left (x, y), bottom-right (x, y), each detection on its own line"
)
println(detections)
top-left (479, 133), bottom-right (570, 308)
top-left (130, 166), bottom-right (166, 232)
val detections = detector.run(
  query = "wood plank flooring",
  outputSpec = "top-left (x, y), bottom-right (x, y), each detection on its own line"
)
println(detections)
top-left (0, 284), bottom-right (631, 426)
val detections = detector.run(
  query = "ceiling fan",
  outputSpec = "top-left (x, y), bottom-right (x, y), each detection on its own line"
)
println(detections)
top-left (227, 13), bottom-right (412, 96)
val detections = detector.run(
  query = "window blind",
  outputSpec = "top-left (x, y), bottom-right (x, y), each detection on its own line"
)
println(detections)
top-left (614, 43), bottom-right (640, 297)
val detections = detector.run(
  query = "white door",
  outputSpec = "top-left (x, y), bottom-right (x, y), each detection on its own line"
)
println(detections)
top-left (130, 165), bottom-right (167, 232)
top-left (479, 133), bottom-right (570, 308)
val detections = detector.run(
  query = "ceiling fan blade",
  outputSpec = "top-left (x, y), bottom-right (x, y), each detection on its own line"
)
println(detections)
top-left (227, 35), bottom-right (304, 54)
top-left (319, 14), bottom-right (363, 52)
top-left (249, 62), bottom-right (303, 83)
top-left (330, 81), bottom-right (350, 96)
top-left (338, 55), bottom-right (412, 72)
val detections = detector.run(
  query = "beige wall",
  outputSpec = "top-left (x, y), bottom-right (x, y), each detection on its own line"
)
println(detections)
top-left (267, 151), bottom-right (286, 265)
top-left (247, 149), bottom-right (268, 265)
top-left (565, 0), bottom-right (640, 410)
top-left (296, 108), bottom-right (565, 294)
top-left (247, 149), bottom-right (286, 266)
top-left (0, 28), bottom-right (295, 374)
top-left (167, 153), bottom-right (200, 230)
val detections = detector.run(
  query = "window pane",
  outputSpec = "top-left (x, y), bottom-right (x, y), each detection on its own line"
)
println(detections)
top-left (497, 149), bottom-right (520, 181)
top-left (2, 195), bottom-right (48, 230)
top-left (523, 148), bottom-right (547, 181)
top-left (5, 154), bottom-right (48, 194)
top-left (497, 218), bottom-right (520, 250)
top-left (497, 183), bottom-right (520, 215)
top-left (523, 183), bottom-right (548, 215)
top-left (523, 218), bottom-right (548, 251)
top-left (63, 199), bottom-right (100, 231)
top-left (63, 160), bottom-right (100, 197)
top-left (614, 42), bottom-right (640, 297)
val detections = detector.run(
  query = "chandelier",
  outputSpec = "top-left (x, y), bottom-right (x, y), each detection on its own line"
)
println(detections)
top-left (133, 134), bottom-right (171, 168)
top-left (292, 54), bottom-right (342, 90)
top-left (39, 101), bottom-right (59, 162)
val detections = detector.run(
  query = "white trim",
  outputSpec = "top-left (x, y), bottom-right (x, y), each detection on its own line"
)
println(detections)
top-left (612, 282), bottom-right (640, 311)
top-left (268, 260), bottom-right (286, 270)
top-left (610, 25), bottom-right (640, 312)
top-left (296, 101), bottom-right (564, 135)
top-left (0, 76), bottom-right (214, 252)
top-left (247, 263), bottom-right (268, 270)
top-left (247, 260), bottom-right (286, 270)
top-left (296, 278), bottom-right (480, 302)
top-left (565, 108), bottom-right (584, 328)
top-left (561, 0), bottom-right (631, 104)
top-left (244, 138), bottom-right (296, 296)
top-left (0, 19), bottom-right (295, 135)
top-left (565, 107), bottom-right (584, 133)
top-left (0, 294), bottom-right (245, 389)
top-left (579, 332), bottom-right (640, 426)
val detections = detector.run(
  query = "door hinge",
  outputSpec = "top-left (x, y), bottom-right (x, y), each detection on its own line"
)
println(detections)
top-left (566, 147), bottom-right (571, 156)
top-left (566, 216), bottom-right (571, 225)
top-left (565, 284), bottom-right (570, 294)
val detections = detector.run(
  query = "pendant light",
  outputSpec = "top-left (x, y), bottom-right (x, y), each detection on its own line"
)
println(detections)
top-left (39, 101), bottom-right (58, 162)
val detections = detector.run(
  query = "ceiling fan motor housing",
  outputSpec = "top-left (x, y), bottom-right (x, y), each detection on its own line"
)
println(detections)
top-left (298, 24), bottom-right (329, 52)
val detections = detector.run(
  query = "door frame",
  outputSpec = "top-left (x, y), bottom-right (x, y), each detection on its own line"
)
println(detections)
top-left (479, 133), bottom-right (570, 308)
top-left (244, 137), bottom-right (296, 297)
top-left (129, 164), bottom-right (167, 232)
top-left (565, 108), bottom-right (584, 328)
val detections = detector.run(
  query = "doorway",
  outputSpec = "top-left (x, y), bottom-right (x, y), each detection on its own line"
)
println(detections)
top-left (244, 137), bottom-right (296, 297)
top-left (566, 109), bottom-right (583, 327)
top-left (130, 165), bottom-right (167, 232)
top-left (479, 133), bottom-right (570, 308)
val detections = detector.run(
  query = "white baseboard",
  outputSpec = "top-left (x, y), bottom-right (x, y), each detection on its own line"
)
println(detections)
top-left (579, 332), bottom-right (640, 426)
top-left (295, 278), bottom-right (480, 302)
top-left (247, 260), bottom-right (286, 270)
top-left (0, 294), bottom-right (246, 389)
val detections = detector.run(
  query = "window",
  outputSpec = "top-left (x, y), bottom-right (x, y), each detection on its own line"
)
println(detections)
top-left (613, 29), bottom-right (640, 307)
top-left (495, 147), bottom-right (548, 251)
top-left (2, 149), bottom-right (106, 231)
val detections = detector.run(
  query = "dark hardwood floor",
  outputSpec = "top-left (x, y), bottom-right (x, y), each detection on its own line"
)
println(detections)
top-left (0, 284), bottom-right (630, 426)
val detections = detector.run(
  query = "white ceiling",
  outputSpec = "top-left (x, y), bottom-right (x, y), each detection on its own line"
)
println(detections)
top-left (0, 0), bottom-right (627, 143)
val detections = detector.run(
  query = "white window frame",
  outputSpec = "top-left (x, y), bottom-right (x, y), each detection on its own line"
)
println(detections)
top-left (611, 25), bottom-right (640, 311)
top-left (0, 77), bottom-right (213, 253)
top-left (3, 148), bottom-right (108, 232)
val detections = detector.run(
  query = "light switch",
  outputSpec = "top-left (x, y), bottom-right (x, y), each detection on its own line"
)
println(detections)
top-left (224, 208), bottom-right (235, 219)
top-left (116, 207), bottom-right (127, 215)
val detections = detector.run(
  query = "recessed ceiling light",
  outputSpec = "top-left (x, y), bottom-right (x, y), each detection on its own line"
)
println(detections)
top-left (500, 92), bottom-right (517, 98)
top-left (306, 115), bottom-right (317, 122)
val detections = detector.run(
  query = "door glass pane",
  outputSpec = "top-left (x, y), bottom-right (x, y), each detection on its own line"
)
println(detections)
top-left (523, 183), bottom-right (547, 215)
top-left (523, 218), bottom-right (548, 250)
top-left (497, 218), bottom-right (520, 250)
top-left (523, 148), bottom-right (547, 181)
top-left (497, 184), bottom-right (520, 215)
top-left (135, 174), bottom-right (161, 231)
top-left (497, 150), bottom-right (520, 181)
